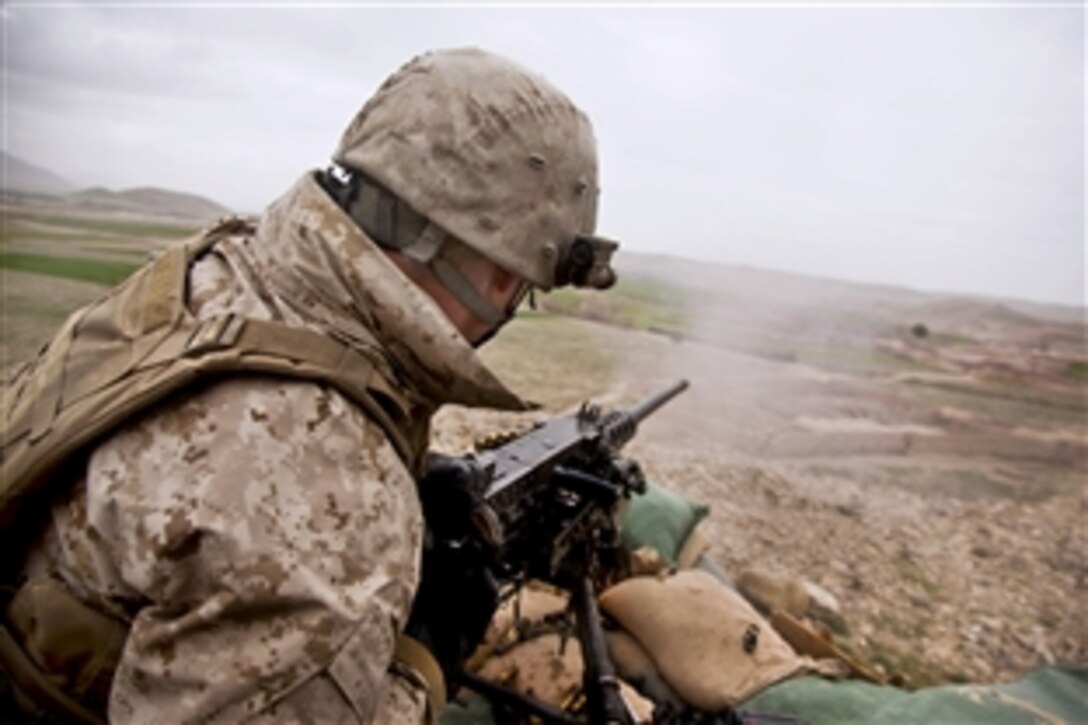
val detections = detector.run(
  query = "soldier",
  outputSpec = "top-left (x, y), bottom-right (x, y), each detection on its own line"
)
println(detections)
top-left (1, 48), bottom-right (616, 723)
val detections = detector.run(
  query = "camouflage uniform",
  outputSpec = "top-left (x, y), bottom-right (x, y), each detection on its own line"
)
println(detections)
top-left (19, 172), bottom-right (527, 722)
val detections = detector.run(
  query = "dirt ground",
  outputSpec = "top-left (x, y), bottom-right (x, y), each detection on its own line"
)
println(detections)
top-left (1, 270), bottom-right (109, 373)
top-left (437, 311), bottom-right (1086, 689)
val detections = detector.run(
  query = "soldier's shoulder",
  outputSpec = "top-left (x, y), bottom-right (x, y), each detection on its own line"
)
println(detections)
top-left (204, 214), bottom-right (258, 238)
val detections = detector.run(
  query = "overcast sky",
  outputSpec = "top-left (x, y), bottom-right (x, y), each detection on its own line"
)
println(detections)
top-left (2, 2), bottom-right (1083, 307)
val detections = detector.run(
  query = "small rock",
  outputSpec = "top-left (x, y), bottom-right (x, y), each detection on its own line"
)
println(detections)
top-left (802, 580), bottom-right (843, 624)
top-left (830, 560), bottom-right (852, 576)
top-left (736, 569), bottom-right (809, 617)
top-left (628, 546), bottom-right (669, 577)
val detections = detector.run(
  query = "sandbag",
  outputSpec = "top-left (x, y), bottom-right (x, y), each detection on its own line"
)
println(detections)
top-left (742, 666), bottom-right (1088, 725)
top-left (620, 483), bottom-right (708, 565)
top-left (736, 569), bottom-right (811, 619)
top-left (675, 527), bottom-right (711, 570)
top-left (605, 629), bottom-right (684, 708)
top-left (599, 570), bottom-right (827, 711)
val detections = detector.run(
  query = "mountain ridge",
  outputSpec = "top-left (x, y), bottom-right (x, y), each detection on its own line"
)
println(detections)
top-left (1, 150), bottom-right (77, 195)
top-left (2, 150), bottom-right (233, 223)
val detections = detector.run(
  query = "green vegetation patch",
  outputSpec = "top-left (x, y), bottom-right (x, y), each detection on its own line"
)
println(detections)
top-left (1065, 361), bottom-right (1088, 379)
top-left (79, 244), bottom-right (155, 260)
top-left (778, 342), bottom-right (918, 374)
top-left (538, 273), bottom-right (688, 334)
top-left (0, 252), bottom-right (140, 286)
top-left (904, 375), bottom-right (1084, 416)
top-left (929, 331), bottom-right (978, 346)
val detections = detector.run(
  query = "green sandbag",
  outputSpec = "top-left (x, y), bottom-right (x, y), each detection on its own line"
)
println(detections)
top-left (439, 692), bottom-right (496, 725)
top-left (742, 666), bottom-right (1088, 724)
top-left (620, 482), bottom-right (709, 565)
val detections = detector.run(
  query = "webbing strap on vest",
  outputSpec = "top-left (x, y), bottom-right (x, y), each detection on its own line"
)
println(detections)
top-left (0, 625), bottom-right (105, 725)
top-left (0, 314), bottom-right (417, 530)
top-left (392, 634), bottom-right (446, 725)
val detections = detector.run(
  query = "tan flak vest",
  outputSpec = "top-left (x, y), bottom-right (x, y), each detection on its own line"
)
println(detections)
top-left (0, 219), bottom-right (445, 723)
top-left (2, 219), bottom-right (423, 527)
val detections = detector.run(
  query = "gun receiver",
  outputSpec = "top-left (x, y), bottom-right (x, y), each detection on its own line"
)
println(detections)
top-left (469, 379), bottom-right (689, 584)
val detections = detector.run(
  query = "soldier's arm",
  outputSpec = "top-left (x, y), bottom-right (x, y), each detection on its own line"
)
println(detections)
top-left (68, 377), bottom-right (429, 722)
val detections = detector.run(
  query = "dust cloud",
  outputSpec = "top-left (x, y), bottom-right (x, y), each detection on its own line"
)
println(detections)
top-left (571, 254), bottom-right (1087, 685)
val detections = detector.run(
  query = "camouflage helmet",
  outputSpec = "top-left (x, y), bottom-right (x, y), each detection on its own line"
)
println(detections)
top-left (333, 48), bottom-right (616, 292)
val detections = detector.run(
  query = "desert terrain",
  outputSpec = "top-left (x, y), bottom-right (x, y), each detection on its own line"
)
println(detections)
top-left (1, 195), bottom-right (1084, 691)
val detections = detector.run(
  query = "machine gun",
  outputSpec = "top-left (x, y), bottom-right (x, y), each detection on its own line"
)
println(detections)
top-left (416, 380), bottom-right (690, 724)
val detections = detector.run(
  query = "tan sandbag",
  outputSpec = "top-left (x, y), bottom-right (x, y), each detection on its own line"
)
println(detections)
top-left (606, 629), bottom-right (656, 682)
top-left (606, 629), bottom-right (684, 708)
top-left (599, 570), bottom-right (819, 711)
top-left (675, 526), bottom-right (711, 570)
top-left (736, 568), bottom-right (811, 618)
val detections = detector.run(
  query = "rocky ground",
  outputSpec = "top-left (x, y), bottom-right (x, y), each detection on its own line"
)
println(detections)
top-left (435, 311), bottom-right (1086, 689)
top-left (645, 450), bottom-right (1086, 687)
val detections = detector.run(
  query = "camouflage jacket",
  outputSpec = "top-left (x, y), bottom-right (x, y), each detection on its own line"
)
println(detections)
top-left (19, 172), bottom-right (528, 722)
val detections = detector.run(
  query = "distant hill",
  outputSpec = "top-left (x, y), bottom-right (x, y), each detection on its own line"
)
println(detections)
top-left (600, 251), bottom-right (1085, 366)
top-left (1, 150), bottom-right (77, 195)
top-left (66, 186), bottom-right (232, 222)
top-left (911, 298), bottom-right (1038, 330)
top-left (0, 151), bottom-right (233, 224)
top-left (618, 252), bottom-right (1084, 329)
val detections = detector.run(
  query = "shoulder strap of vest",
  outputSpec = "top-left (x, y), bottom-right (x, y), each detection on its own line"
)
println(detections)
top-left (0, 625), bottom-right (105, 724)
top-left (136, 311), bottom-right (416, 461)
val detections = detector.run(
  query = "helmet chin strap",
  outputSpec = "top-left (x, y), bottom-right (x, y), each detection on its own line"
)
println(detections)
top-left (430, 254), bottom-right (507, 328)
top-left (319, 166), bottom-right (514, 336)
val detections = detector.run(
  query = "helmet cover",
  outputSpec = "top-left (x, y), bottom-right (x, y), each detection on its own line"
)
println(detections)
top-left (334, 48), bottom-right (602, 291)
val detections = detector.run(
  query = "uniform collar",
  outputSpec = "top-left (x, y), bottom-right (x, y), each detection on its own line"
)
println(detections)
top-left (250, 172), bottom-right (532, 413)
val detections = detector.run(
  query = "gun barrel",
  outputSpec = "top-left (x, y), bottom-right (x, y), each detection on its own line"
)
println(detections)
top-left (625, 379), bottom-right (689, 424)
